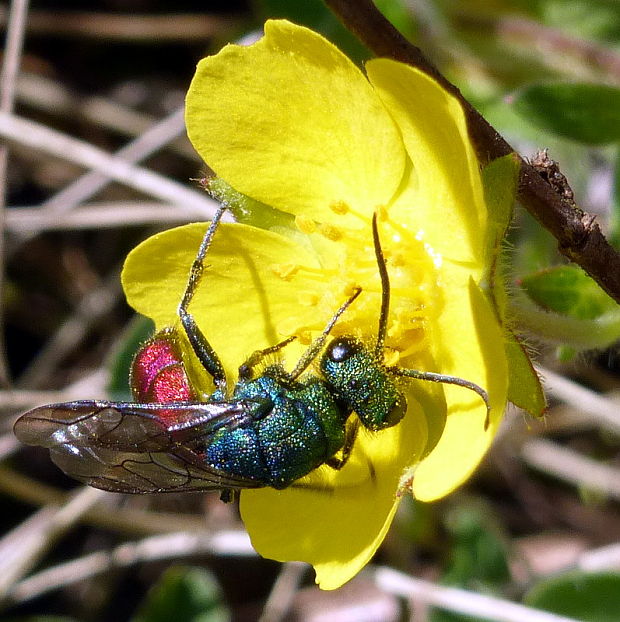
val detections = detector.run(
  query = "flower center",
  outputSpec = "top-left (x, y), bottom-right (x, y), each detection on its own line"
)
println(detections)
top-left (273, 204), bottom-right (440, 367)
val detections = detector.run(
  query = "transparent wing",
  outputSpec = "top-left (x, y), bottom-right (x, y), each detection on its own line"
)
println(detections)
top-left (14, 400), bottom-right (263, 493)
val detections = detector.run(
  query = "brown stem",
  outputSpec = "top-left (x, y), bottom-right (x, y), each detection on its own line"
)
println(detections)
top-left (324, 0), bottom-right (620, 304)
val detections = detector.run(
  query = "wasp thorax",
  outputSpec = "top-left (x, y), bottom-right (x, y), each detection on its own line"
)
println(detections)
top-left (320, 335), bottom-right (406, 431)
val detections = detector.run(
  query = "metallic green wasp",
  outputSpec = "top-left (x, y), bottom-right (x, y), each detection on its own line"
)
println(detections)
top-left (15, 207), bottom-right (489, 497)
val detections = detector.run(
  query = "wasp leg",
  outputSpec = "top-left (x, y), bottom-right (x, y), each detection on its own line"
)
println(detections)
top-left (178, 206), bottom-right (228, 390)
top-left (290, 420), bottom-right (375, 495)
top-left (237, 336), bottom-right (297, 381)
top-left (179, 310), bottom-right (226, 389)
top-left (219, 488), bottom-right (236, 503)
top-left (287, 287), bottom-right (362, 382)
top-left (326, 419), bottom-right (360, 470)
top-left (390, 366), bottom-right (491, 429)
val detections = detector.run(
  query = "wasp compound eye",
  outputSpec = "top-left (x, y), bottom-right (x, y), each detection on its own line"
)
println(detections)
top-left (326, 336), bottom-right (363, 363)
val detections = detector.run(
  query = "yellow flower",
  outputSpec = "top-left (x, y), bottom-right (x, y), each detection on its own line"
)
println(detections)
top-left (122, 20), bottom-right (543, 589)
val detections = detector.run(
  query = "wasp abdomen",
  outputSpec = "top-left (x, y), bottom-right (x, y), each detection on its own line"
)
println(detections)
top-left (131, 332), bottom-right (195, 419)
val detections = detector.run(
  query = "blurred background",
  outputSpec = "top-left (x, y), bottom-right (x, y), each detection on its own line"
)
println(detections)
top-left (2, 1), bottom-right (620, 620)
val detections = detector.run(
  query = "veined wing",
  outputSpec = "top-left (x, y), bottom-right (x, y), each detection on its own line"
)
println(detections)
top-left (14, 400), bottom-right (263, 493)
top-left (14, 400), bottom-right (254, 451)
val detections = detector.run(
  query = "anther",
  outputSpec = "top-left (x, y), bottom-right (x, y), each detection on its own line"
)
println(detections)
top-left (376, 205), bottom-right (388, 221)
top-left (318, 223), bottom-right (343, 241)
top-left (295, 215), bottom-right (317, 234)
top-left (330, 200), bottom-right (350, 215)
top-left (298, 330), bottom-right (312, 345)
top-left (299, 292), bottom-right (320, 307)
top-left (390, 253), bottom-right (405, 267)
top-left (343, 282), bottom-right (361, 298)
top-left (270, 263), bottom-right (300, 280)
top-left (383, 349), bottom-right (400, 367)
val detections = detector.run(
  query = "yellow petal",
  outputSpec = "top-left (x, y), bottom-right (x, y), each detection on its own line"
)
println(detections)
top-left (240, 399), bottom-right (428, 590)
top-left (186, 20), bottom-right (405, 224)
top-left (366, 59), bottom-right (486, 265)
top-left (121, 222), bottom-right (323, 381)
top-left (413, 277), bottom-right (508, 501)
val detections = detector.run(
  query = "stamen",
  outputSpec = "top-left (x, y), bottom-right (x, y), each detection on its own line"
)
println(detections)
top-left (276, 208), bottom-right (437, 373)
top-left (381, 211), bottom-right (416, 239)
top-left (318, 223), bottom-right (343, 241)
top-left (397, 333), bottom-right (428, 360)
top-left (270, 263), bottom-right (300, 280)
top-left (343, 282), bottom-right (361, 298)
top-left (295, 215), bottom-right (317, 234)
top-left (390, 253), bottom-right (405, 268)
top-left (297, 329), bottom-right (312, 345)
top-left (299, 292), bottom-right (320, 307)
top-left (329, 200), bottom-right (349, 215)
top-left (383, 349), bottom-right (400, 366)
top-left (375, 204), bottom-right (389, 222)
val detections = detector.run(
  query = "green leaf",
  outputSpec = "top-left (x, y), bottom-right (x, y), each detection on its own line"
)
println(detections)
top-left (430, 608), bottom-right (488, 622)
top-left (556, 345), bottom-right (579, 362)
top-left (480, 155), bottom-right (545, 417)
top-left (441, 504), bottom-right (510, 588)
top-left (512, 83), bottom-right (620, 144)
top-left (481, 153), bottom-right (519, 320)
top-left (538, 0), bottom-right (620, 44)
top-left (395, 497), bottom-right (439, 544)
top-left (525, 571), bottom-right (620, 622)
top-left (511, 209), bottom-right (564, 277)
top-left (504, 335), bottom-right (546, 417)
top-left (131, 566), bottom-right (230, 622)
top-left (521, 265), bottom-right (617, 319)
top-left (481, 153), bottom-right (519, 274)
top-left (374, 0), bottom-right (417, 40)
top-left (429, 502), bottom-right (510, 622)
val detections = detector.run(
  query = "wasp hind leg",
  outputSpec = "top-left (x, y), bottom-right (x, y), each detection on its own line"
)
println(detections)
top-left (177, 206), bottom-right (228, 392)
top-left (219, 488), bottom-right (236, 503)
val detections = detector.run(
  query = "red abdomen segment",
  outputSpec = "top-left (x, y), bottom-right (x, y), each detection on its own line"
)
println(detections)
top-left (131, 332), bottom-right (194, 404)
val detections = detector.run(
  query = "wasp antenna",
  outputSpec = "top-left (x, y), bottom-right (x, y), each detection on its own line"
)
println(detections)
top-left (389, 366), bottom-right (491, 429)
top-left (372, 212), bottom-right (390, 358)
top-left (289, 287), bottom-right (362, 381)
